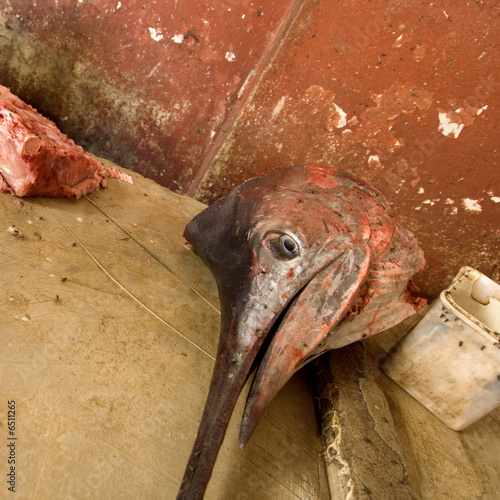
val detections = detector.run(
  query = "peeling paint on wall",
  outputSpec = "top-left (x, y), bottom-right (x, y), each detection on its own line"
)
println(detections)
top-left (149, 27), bottom-right (164, 42)
top-left (438, 112), bottom-right (464, 139)
top-left (462, 198), bottom-right (482, 213)
top-left (438, 103), bottom-right (488, 139)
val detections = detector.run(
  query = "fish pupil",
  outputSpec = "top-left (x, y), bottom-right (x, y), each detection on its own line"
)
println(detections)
top-left (282, 237), bottom-right (296, 252)
top-left (279, 235), bottom-right (299, 258)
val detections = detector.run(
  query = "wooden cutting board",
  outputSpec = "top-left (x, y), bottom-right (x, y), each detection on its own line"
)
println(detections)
top-left (0, 160), bottom-right (329, 499)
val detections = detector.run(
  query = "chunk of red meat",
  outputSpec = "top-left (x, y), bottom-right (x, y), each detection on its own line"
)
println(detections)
top-left (0, 85), bottom-right (132, 198)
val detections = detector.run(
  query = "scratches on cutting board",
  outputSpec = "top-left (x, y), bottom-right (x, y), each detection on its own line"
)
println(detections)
top-left (83, 194), bottom-right (220, 314)
top-left (38, 200), bottom-right (215, 361)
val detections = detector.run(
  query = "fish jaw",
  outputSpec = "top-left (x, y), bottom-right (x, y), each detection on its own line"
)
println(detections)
top-left (175, 261), bottom-right (334, 499)
top-left (239, 244), bottom-right (372, 447)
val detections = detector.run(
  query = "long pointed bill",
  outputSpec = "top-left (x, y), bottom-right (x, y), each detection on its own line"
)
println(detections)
top-left (176, 313), bottom-right (263, 499)
top-left (177, 253), bottom-right (351, 498)
top-left (239, 246), bottom-right (371, 447)
top-left (177, 259), bottom-right (317, 500)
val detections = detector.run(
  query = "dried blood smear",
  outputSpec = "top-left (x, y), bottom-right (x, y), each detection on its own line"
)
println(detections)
top-left (0, 85), bottom-right (132, 199)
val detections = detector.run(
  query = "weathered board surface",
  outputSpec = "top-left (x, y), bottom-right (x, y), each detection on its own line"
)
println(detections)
top-left (0, 162), bottom-right (329, 499)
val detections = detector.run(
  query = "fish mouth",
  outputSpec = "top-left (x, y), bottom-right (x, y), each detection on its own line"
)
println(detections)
top-left (176, 275), bottom-right (313, 500)
top-left (238, 272), bottom-right (317, 445)
top-left (238, 256), bottom-right (351, 449)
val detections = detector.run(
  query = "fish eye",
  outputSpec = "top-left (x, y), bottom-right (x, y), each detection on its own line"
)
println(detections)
top-left (266, 233), bottom-right (300, 260)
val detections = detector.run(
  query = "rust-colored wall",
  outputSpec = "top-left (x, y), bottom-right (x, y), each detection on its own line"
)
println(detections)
top-left (0, 0), bottom-right (498, 298)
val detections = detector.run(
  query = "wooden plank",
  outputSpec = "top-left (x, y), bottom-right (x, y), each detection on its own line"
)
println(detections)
top-left (313, 343), bottom-right (411, 500)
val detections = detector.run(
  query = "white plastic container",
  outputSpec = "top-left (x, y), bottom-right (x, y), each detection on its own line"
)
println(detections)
top-left (382, 266), bottom-right (500, 430)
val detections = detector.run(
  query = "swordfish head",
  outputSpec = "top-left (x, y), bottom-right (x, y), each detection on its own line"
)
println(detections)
top-left (177, 164), bottom-right (424, 499)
